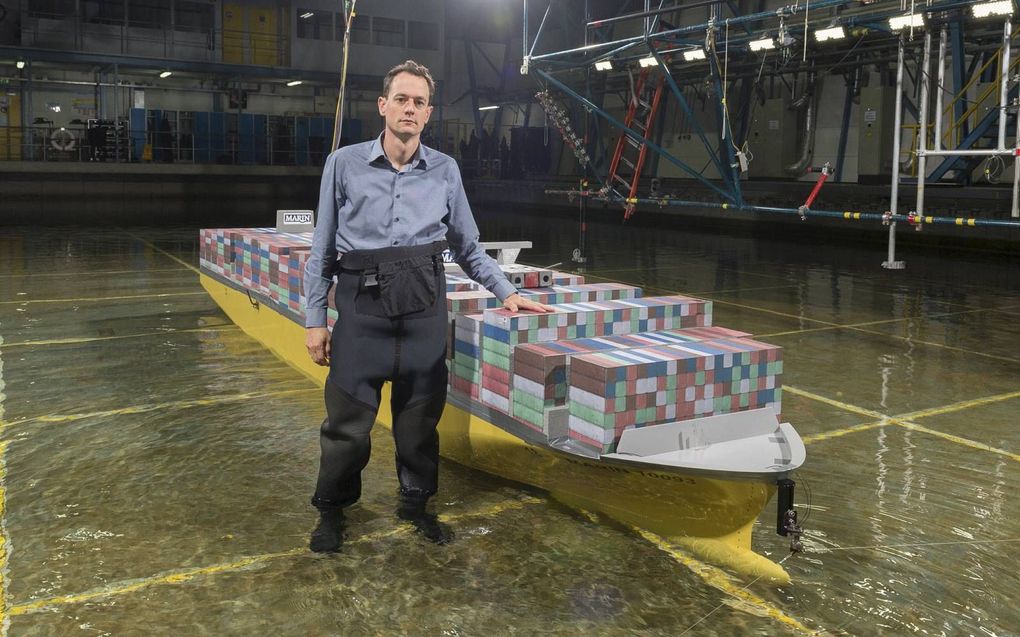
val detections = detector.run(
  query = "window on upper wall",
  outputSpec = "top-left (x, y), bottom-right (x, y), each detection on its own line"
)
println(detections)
top-left (408, 21), bottom-right (438, 50)
top-left (82, 0), bottom-right (126, 25)
top-left (174, 0), bottom-right (214, 33)
top-left (337, 12), bottom-right (371, 44)
top-left (27, 0), bottom-right (76, 18)
top-left (128, 0), bottom-right (171, 29)
top-left (373, 17), bottom-right (405, 48)
top-left (297, 9), bottom-right (333, 40)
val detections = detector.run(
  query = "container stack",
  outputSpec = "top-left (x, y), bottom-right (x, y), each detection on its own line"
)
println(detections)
top-left (566, 338), bottom-right (783, 453)
top-left (510, 326), bottom-right (750, 436)
top-left (479, 296), bottom-right (712, 414)
top-left (447, 283), bottom-right (641, 316)
top-left (450, 313), bottom-right (485, 399)
top-left (199, 228), bottom-right (244, 279)
top-left (200, 227), bottom-right (788, 459)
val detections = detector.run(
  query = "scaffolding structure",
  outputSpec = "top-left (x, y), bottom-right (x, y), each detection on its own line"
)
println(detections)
top-left (522, 0), bottom-right (1020, 268)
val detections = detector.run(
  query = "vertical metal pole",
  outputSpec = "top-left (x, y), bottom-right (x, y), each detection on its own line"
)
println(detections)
top-left (835, 69), bottom-right (855, 182)
top-left (1012, 134), bottom-right (1020, 218)
top-left (949, 21), bottom-right (966, 147)
top-left (934, 27), bottom-right (946, 152)
top-left (523, 0), bottom-right (528, 66)
top-left (884, 36), bottom-right (906, 270)
top-left (114, 63), bottom-right (120, 162)
top-left (998, 18), bottom-right (1011, 151)
top-left (915, 30), bottom-right (932, 220)
top-left (577, 0), bottom-right (590, 266)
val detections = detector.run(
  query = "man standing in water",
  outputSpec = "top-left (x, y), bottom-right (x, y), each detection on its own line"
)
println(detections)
top-left (303, 60), bottom-right (551, 552)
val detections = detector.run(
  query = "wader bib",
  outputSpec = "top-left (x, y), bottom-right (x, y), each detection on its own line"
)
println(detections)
top-left (312, 241), bottom-right (449, 510)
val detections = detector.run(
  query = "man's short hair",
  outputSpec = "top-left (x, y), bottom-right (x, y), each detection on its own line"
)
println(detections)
top-left (382, 60), bottom-right (436, 103)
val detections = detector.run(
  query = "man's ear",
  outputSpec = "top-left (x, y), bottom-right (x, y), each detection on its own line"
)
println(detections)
top-left (377, 96), bottom-right (387, 116)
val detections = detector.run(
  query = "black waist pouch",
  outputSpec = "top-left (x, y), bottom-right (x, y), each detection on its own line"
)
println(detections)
top-left (376, 255), bottom-right (440, 318)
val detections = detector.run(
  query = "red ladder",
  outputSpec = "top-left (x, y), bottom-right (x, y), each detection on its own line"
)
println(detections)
top-left (606, 69), bottom-right (666, 220)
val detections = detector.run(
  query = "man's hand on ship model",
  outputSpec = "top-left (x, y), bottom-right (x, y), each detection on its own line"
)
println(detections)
top-left (502, 293), bottom-right (554, 313)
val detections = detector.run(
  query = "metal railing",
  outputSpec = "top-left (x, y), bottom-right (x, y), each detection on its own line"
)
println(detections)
top-left (0, 124), bottom-right (334, 167)
top-left (20, 15), bottom-right (289, 66)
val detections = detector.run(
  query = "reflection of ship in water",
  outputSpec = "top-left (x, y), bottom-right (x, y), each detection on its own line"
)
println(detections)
top-left (199, 226), bottom-right (806, 582)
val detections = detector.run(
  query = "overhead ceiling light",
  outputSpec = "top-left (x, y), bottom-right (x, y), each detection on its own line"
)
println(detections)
top-left (159, 70), bottom-right (172, 78)
top-left (749, 38), bottom-right (776, 52)
top-left (682, 49), bottom-right (706, 62)
top-left (300, 11), bottom-right (314, 19)
top-left (814, 26), bottom-right (846, 42)
top-left (638, 56), bottom-right (658, 67)
top-left (286, 80), bottom-right (303, 87)
top-left (16, 60), bottom-right (25, 69)
top-left (889, 13), bottom-right (924, 30)
top-left (594, 60), bottom-right (613, 71)
top-left (972, 1), bottom-right (1013, 18)
top-left (478, 105), bottom-right (499, 111)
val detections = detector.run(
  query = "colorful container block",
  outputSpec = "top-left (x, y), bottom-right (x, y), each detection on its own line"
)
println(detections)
top-left (479, 296), bottom-right (712, 414)
top-left (566, 338), bottom-right (783, 453)
top-left (510, 326), bottom-right (750, 435)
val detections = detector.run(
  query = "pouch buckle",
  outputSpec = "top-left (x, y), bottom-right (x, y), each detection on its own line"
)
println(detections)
top-left (363, 271), bottom-right (379, 287)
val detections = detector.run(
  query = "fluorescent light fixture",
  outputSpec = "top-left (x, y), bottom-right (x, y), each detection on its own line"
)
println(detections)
top-left (682, 49), bottom-right (706, 62)
top-left (159, 70), bottom-right (172, 78)
top-left (888, 13), bottom-right (924, 30)
top-left (638, 56), bottom-right (658, 67)
top-left (300, 11), bottom-right (314, 19)
top-left (51, 105), bottom-right (61, 113)
top-left (814, 26), bottom-right (846, 42)
top-left (286, 80), bottom-right (303, 87)
top-left (16, 60), bottom-right (25, 69)
top-left (972, 1), bottom-right (1014, 18)
top-left (749, 37), bottom-right (776, 52)
top-left (478, 105), bottom-right (499, 111)
top-left (594, 60), bottom-right (613, 71)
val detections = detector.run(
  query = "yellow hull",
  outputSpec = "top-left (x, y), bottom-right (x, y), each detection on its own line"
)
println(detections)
top-left (201, 274), bottom-right (789, 582)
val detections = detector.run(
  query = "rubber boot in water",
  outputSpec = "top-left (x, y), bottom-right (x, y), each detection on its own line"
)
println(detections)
top-left (309, 508), bottom-right (345, 553)
top-left (397, 492), bottom-right (453, 545)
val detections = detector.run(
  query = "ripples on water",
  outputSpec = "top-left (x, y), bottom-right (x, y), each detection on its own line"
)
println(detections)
top-left (0, 216), bottom-right (1017, 636)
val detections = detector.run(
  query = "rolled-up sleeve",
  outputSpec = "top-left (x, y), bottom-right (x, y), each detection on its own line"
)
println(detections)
top-left (303, 151), bottom-right (342, 327)
top-left (443, 166), bottom-right (516, 302)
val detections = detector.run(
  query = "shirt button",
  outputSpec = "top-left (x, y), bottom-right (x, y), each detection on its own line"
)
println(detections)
top-left (395, 194), bottom-right (401, 199)
top-left (392, 240), bottom-right (399, 245)
top-left (394, 217), bottom-right (400, 222)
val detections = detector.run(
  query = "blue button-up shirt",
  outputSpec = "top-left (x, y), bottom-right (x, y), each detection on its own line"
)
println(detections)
top-left (303, 134), bottom-right (517, 327)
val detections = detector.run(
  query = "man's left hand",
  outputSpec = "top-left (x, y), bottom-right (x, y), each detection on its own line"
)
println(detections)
top-left (502, 293), bottom-right (554, 313)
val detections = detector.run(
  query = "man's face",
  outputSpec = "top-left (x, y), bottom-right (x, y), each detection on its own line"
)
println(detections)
top-left (378, 72), bottom-right (433, 140)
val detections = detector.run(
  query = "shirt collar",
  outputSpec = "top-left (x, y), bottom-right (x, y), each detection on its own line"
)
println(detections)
top-left (369, 132), bottom-right (428, 170)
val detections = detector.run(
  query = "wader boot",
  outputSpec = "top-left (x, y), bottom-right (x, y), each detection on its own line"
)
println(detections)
top-left (397, 490), bottom-right (454, 545)
top-left (309, 506), bottom-right (345, 553)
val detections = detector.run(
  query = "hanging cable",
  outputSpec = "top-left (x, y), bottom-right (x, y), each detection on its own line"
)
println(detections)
top-left (332, 0), bottom-right (358, 151)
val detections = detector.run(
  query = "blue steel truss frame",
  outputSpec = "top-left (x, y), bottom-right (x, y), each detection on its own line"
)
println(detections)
top-left (522, 0), bottom-right (1020, 249)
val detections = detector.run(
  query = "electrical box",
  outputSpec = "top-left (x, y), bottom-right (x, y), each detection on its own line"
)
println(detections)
top-left (857, 86), bottom-right (896, 181)
top-left (747, 97), bottom-right (797, 179)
